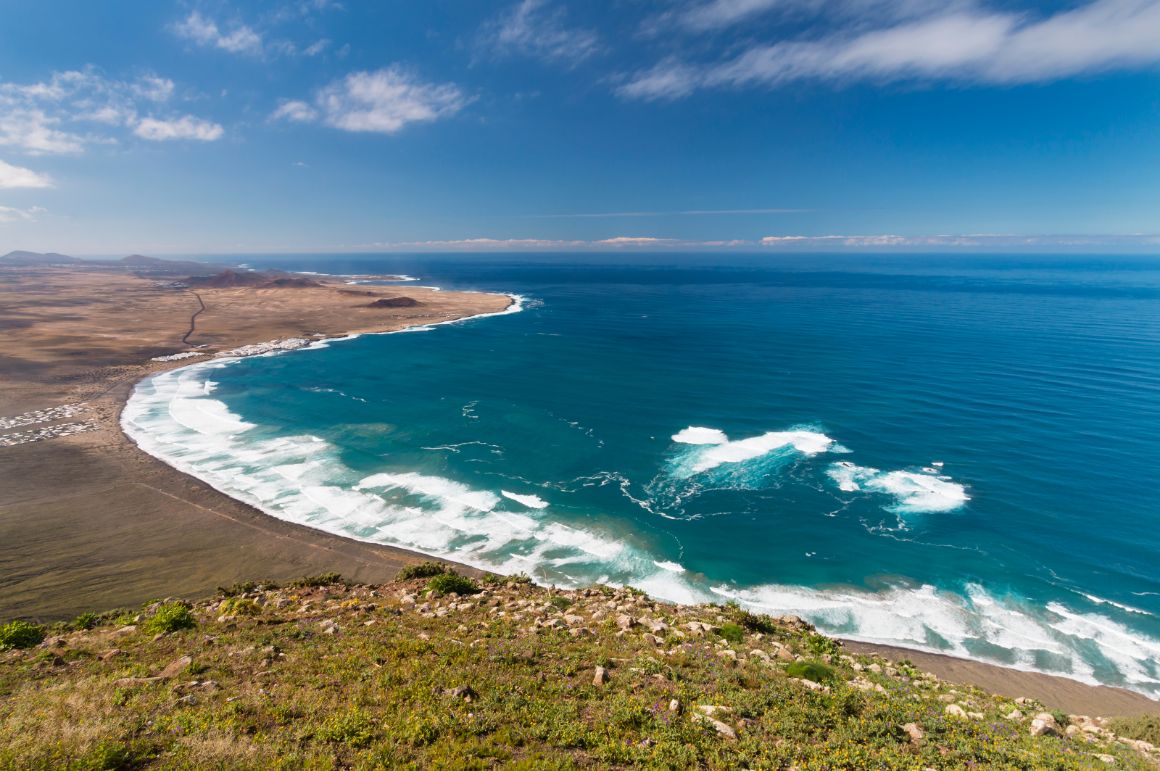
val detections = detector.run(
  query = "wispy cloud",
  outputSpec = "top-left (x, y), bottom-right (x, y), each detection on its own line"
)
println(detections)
top-left (760, 233), bottom-right (1160, 248)
top-left (0, 68), bottom-right (216, 154)
top-left (478, 0), bottom-right (601, 66)
top-left (273, 67), bottom-right (469, 134)
top-left (0, 204), bottom-right (46, 223)
top-left (172, 11), bottom-right (263, 55)
top-left (134, 116), bottom-right (224, 142)
top-left (621, 0), bottom-right (1160, 100)
top-left (0, 159), bottom-right (53, 189)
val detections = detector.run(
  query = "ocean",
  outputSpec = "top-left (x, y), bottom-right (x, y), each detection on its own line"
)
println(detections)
top-left (121, 253), bottom-right (1160, 696)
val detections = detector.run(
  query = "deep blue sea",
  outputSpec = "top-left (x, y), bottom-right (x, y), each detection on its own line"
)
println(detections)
top-left (123, 254), bottom-right (1160, 695)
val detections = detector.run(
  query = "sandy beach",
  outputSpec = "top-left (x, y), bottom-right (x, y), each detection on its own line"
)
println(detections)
top-left (0, 262), bottom-right (502, 620)
top-left (1, 260), bottom-right (1156, 719)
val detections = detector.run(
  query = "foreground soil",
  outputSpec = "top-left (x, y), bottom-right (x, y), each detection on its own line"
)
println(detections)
top-left (1, 573), bottom-right (1157, 769)
top-left (0, 264), bottom-right (507, 620)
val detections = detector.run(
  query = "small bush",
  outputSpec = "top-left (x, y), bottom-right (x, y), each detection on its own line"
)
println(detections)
top-left (717, 622), bottom-right (745, 644)
top-left (803, 631), bottom-right (841, 657)
top-left (725, 602), bottom-right (779, 634)
top-left (786, 660), bottom-right (838, 684)
top-left (72, 612), bottom-right (99, 631)
top-left (396, 562), bottom-right (449, 580)
top-left (1108, 715), bottom-right (1160, 745)
top-left (143, 602), bottom-right (196, 635)
top-left (319, 710), bottom-right (377, 748)
top-left (0, 620), bottom-right (46, 650)
top-left (217, 581), bottom-right (257, 597)
top-left (219, 597), bottom-right (262, 616)
top-left (1051, 709), bottom-right (1070, 728)
top-left (289, 572), bottom-right (346, 588)
top-left (549, 595), bottom-right (573, 611)
top-left (427, 573), bottom-right (480, 597)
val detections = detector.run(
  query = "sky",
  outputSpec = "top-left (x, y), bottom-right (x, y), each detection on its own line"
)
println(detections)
top-left (1, 0), bottom-right (1159, 255)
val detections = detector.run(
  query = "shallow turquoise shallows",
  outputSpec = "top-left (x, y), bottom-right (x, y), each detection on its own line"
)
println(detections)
top-left (123, 254), bottom-right (1160, 696)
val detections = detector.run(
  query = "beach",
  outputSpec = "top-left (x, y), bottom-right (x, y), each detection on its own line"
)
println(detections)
top-left (2, 259), bottom-right (1157, 720)
top-left (0, 263), bottom-right (503, 620)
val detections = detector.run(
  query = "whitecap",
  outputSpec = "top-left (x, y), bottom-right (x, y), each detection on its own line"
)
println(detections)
top-left (828, 461), bottom-right (969, 513)
top-left (501, 490), bottom-right (550, 509)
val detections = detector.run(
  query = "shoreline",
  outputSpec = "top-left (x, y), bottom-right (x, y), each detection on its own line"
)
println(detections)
top-left (115, 322), bottom-right (1159, 717)
top-left (3, 271), bottom-right (1157, 718)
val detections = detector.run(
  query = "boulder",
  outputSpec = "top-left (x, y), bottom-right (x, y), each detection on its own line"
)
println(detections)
top-left (593, 666), bottom-right (609, 685)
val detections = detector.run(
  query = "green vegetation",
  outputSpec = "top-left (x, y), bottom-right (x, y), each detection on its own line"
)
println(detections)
top-left (786, 660), bottom-right (838, 684)
top-left (427, 572), bottom-right (480, 597)
top-left (71, 612), bottom-right (99, 631)
top-left (1109, 715), bottom-right (1160, 746)
top-left (288, 572), bottom-right (346, 589)
top-left (716, 622), bottom-right (745, 644)
top-left (142, 602), bottom-right (196, 635)
top-left (218, 597), bottom-right (262, 616)
top-left (0, 620), bottom-right (45, 651)
top-left (0, 576), bottom-right (1153, 769)
top-left (396, 561), bottom-right (450, 580)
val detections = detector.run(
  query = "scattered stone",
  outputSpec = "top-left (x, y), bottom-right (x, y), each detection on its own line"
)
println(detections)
top-left (1006, 709), bottom-right (1023, 720)
top-left (157, 655), bottom-right (193, 679)
top-left (902, 723), bottom-right (924, 745)
top-left (692, 709), bottom-right (738, 741)
top-left (616, 614), bottom-right (637, 630)
top-left (593, 666), bottom-right (609, 685)
top-left (945, 704), bottom-right (967, 719)
top-left (1030, 713), bottom-right (1060, 737)
top-left (98, 649), bottom-right (124, 661)
top-left (444, 685), bottom-right (477, 702)
top-left (669, 699), bottom-right (682, 713)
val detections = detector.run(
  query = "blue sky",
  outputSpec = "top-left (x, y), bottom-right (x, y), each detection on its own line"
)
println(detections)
top-left (1, 0), bottom-right (1159, 255)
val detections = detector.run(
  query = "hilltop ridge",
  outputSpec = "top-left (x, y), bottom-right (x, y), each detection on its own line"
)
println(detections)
top-left (2, 570), bottom-right (1156, 769)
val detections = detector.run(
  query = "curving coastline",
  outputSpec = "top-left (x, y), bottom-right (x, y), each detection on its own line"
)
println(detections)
top-left (2, 265), bottom-right (1157, 717)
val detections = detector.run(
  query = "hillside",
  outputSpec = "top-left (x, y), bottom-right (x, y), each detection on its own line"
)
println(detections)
top-left (1, 570), bottom-right (1156, 769)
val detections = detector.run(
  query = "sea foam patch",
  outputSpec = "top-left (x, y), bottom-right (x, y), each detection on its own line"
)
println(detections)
top-left (827, 461), bottom-right (969, 513)
top-left (670, 425), bottom-right (835, 477)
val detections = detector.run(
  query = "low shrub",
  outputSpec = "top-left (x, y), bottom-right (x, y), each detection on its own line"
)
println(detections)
top-left (549, 595), bottom-right (573, 611)
top-left (0, 620), bottom-right (46, 650)
top-left (785, 660), bottom-right (838, 684)
top-left (427, 573), bottom-right (480, 597)
top-left (1108, 715), bottom-right (1160, 745)
top-left (289, 573), bottom-right (346, 588)
top-left (803, 631), bottom-right (841, 657)
top-left (717, 622), bottom-right (745, 644)
top-left (72, 612), bottom-right (99, 631)
top-left (219, 597), bottom-right (262, 616)
top-left (143, 602), bottom-right (196, 635)
top-left (396, 562), bottom-right (449, 581)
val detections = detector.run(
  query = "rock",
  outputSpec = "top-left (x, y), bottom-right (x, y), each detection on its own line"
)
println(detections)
top-left (444, 685), bottom-right (477, 702)
top-left (692, 712), bottom-right (738, 741)
top-left (593, 666), bottom-right (609, 685)
top-left (616, 614), bottom-right (637, 630)
top-left (98, 649), bottom-right (124, 661)
top-left (1029, 713), bottom-right (1060, 737)
top-left (1092, 753), bottom-right (1116, 764)
top-left (967, 712), bottom-right (985, 720)
top-left (669, 699), bottom-right (682, 713)
top-left (112, 625), bottom-right (137, 637)
top-left (113, 676), bottom-right (164, 687)
top-left (945, 704), bottom-right (967, 719)
top-left (1065, 725), bottom-right (1081, 737)
top-left (1015, 696), bottom-right (1031, 705)
top-left (319, 620), bottom-right (339, 635)
top-left (157, 655), bottom-right (192, 679)
top-left (175, 694), bottom-right (198, 707)
top-left (902, 723), bottom-right (924, 745)
top-left (792, 678), bottom-right (831, 693)
top-left (776, 646), bottom-right (795, 662)
top-left (642, 633), bottom-right (662, 646)
top-left (1006, 709), bottom-right (1024, 720)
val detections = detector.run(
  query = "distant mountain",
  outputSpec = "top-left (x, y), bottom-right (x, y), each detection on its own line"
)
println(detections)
top-left (0, 250), bottom-right (84, 265)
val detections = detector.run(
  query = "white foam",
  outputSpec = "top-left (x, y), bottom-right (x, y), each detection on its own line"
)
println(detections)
top-left (672, 426), bottom-right (835, 477)
top-left (828, 461), bottom-right (969, 513)
top-left (672, 426), bottom-right (729, 445)
top-left (501, 490), bottom-right (550, 509)
top-left (653, 560), bottom-right (686, 572)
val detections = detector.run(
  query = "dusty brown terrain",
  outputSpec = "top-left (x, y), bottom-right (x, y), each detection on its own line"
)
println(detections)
top-left (0, 263), bottom-right (505, 621)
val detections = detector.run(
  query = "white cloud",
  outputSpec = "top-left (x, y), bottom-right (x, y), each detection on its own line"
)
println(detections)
top-left (480, 0), bottom-right (600, 65)
top-left (620, 0), bottom-right (1160, 100)
top-left (0, 159), bottom-right (53, 189)
top-left (134, 116), bottom-right (224, 142)
top-left (0, 204), bottom-right (46, 223)
top-left (271, 100), bottom-right (318, 122)
top-left (0, 68), bottom-right (214, 153)
top-left (173, 11), bottom-right (263, 55)
top-left (276, 67), bottom-right (469, 134)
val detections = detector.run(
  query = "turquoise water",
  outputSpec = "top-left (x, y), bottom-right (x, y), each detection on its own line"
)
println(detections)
top-left (123, 254), bottom-right (1160, 695)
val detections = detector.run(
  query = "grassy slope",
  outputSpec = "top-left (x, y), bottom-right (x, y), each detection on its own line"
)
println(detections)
top-left (1, 571), bottom-right (1156, 770)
